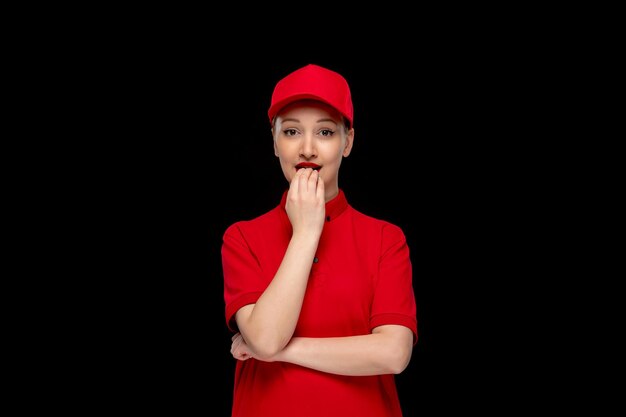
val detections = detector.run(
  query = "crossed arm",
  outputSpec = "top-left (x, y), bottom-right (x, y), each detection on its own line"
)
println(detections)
top-left (228, 168), bottom-right (414, 376)
top-left (231, 324), bottom-right (414, 376)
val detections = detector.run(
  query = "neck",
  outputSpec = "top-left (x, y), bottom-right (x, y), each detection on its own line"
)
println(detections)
top-left (325, 187), bottom-right (339, 203)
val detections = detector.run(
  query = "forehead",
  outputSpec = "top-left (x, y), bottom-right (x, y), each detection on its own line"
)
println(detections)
top-left (277, 99), bottom-right (342, 123)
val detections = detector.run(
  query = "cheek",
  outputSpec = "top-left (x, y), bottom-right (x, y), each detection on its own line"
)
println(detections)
top-left (275, 142), bottom-right (294, 159)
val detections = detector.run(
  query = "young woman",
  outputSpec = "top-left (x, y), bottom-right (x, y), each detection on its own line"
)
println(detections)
top-left (222, 63), bottom-right (417, 417)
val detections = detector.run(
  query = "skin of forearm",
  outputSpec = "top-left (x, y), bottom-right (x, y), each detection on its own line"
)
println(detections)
top-left (238, 233), bottom-right (320, 359)
top-left (273, 328), bottom-right (414, 376)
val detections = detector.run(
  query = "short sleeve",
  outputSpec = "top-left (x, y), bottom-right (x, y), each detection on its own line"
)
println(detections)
top-left (370, 224), bottom-right (418, 345)
top-left (221, 223), bottom-right (265, 332)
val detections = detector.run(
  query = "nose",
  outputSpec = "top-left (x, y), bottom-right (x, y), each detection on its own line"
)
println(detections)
top-left (299, 134), bottom-right (317, 159)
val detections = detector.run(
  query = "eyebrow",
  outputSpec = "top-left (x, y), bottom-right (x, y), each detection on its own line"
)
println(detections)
top-left (281, 117), bottom-right (338, 125)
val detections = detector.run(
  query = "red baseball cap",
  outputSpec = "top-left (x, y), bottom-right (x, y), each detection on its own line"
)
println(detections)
top-left (268, 64), bottom-right (354, 128)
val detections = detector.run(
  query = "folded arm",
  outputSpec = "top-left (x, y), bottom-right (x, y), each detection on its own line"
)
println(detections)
top-left (231, 324), bottom-right (414, 376)
top-left (233, 232), bottom-right (318, 360)
top-left (234, 168), bottom-right (325, 360)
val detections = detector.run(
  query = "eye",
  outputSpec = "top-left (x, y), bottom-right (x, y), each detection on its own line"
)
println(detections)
top-left (283, 128), bottom-right (298, 136)
top-left (319, 129), bottom-right (334, 137)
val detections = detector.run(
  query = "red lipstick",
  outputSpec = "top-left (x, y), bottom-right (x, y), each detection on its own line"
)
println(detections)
top-left (295, 162), bottom-right (321, 171)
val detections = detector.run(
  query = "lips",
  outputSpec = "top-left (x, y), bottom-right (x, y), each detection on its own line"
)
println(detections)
top-left (296, 163), bottom-right (321, 171)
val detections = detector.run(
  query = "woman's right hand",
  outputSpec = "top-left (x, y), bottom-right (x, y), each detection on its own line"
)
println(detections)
top-left (285, 168), bottom-right (325, 237)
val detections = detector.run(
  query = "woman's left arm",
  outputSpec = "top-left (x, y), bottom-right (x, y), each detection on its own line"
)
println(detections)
top-left (231, 324), bottom-right (414, 376)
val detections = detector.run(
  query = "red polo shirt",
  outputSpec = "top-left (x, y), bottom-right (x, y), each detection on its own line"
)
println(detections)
top-left (222, 189), bottom-right (417, 417)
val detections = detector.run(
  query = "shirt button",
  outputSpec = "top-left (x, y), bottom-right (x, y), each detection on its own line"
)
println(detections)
top-left (326, 216), bottom-right (331, 222)
top-left (313, 257), bottom-right (319, 263)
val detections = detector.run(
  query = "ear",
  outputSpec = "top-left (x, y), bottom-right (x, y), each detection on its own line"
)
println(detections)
top-left (342, 128), bottom-right (355, 157)
top-left (273, 137), bottom-right (279, 157)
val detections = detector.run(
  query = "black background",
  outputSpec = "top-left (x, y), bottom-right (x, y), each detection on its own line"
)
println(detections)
top-left (78, 44), bottom-right (536, 415)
